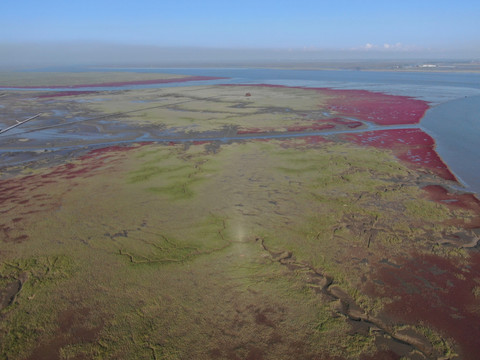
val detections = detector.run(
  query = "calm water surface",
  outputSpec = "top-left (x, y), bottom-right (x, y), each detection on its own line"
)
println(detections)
top-left (421, 95), bottom-right (480, 194)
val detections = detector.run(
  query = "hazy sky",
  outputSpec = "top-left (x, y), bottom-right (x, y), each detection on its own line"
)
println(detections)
top-left (1, 0), bottom-right (479, 66)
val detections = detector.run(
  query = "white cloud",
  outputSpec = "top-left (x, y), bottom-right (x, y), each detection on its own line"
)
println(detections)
top-left (383, 42), bottom-right (404, 50)
top-left (355, 42), bottom-right (414, 52)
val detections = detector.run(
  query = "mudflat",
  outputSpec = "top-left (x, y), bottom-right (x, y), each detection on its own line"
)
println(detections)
top-left (1, 72), bottom-right (479, 360)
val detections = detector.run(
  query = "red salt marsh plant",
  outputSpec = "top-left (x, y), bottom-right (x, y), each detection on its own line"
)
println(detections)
top-left (236, 127), bottom-right (267, 135)
top-left (322, 88), bottom-right (429, 125)
top-left (286, 122), bottom-right (335, 132)
top-left (422, 185), bottom-right (480, 228)
top-left (343, 128), bottom-right (456, 181)
top-left (0, 144), bottom-right (146, 243)
top-left (422, 185), bottom-right (480, 212)
top-left (222, 84), bottom-right (429, 126)
top-left (366, 252), bottom-right (480, 360)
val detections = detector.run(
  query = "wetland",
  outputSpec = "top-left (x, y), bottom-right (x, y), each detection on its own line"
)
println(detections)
top-left (1, 70), bottom-right (480, 360)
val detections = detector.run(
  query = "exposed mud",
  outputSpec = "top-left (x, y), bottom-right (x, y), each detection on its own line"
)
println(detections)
top-left (0, 279), bottom-right (22, 311)
top-left (26, 308), bottom-right (103, 360)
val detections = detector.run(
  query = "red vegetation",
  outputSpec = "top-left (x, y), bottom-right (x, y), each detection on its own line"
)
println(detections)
top-left (0, 144), bottom-right (146, 243)
top-left (422, 185), bottom-right (480, 227)
top-left (343, 128), bottom-right (456, 181)
top-left (322, 88), bottom-right (429, 125)
top-left (192, 140), bottom-right (210, 145)
top-left (8, 76), bottom-right (226, 89)
top-left (80, 144), bottom-right (143, 160)
top-left (26, 307), bottom-right (103, 360)
top-left (304, 135), bottom-right (331, 145)
top-left (423, 185), bottom-right (480, 211)
top-left (367, 253), bottom-right (480, 360)
top-left (221, 84), bottom-right (429, 125)
top-left (236, 127), bottom-right (266, 135)
top-left (286, 123), bottom-right (335, 132)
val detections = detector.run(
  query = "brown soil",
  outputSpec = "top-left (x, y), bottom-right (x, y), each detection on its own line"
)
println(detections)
top-left (0, 279), bottom-right (22, 311)
top-left (26, 308), bottom-right (103, 360)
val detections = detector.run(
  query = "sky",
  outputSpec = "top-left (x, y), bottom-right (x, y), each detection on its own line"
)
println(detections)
top-left (1, 0), bottom-right (480, 66)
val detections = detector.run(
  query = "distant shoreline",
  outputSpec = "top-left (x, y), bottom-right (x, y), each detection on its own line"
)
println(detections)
top-left (261, 67), bottom-right (480, 74)
top-left (96, 66), bottom-right (480, 74)
top-left (91, 60), bottom-right (480, 74)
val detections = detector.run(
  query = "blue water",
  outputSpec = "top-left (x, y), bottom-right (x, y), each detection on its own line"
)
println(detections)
top-left (421, 95), bottom-right (480, 194)
top-left (100, 67), bottom-right (480, 89)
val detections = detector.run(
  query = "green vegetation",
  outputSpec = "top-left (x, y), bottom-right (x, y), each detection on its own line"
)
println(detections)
top-left (473, 286), bottom-right (480, 299)
top-left (116, 214), bottom-right (230, 265)
top-left (0, 256), bottom-right (75, 359)
top-left (0, 75), bottom-right (476, 359)
top-left (84, 85), bottom-right (329, 132)
top-left (404, 199), bottom-right (450, 221)
top-left (128, 145), bottom-right (216, 200)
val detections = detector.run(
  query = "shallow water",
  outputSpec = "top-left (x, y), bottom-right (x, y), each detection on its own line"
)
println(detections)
top-left (421, 95), bottom-right (480, 194)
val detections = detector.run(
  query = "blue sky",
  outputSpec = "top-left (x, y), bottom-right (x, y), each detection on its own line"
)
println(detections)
top-left (2, 0), bottom-right (479, 50)
top-left (1, 0), bottom-right (479, 66)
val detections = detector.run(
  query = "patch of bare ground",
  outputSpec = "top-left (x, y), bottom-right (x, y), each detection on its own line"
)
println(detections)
top-left (26, 308), bottom-right (103, 360)
top-left (0, 277), bottom-right (24, 311)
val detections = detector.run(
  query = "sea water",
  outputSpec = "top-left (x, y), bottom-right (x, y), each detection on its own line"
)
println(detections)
top-left (421, 95), bottom-right (480, 194)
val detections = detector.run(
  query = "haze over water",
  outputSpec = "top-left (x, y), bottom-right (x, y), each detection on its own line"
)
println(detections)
top-left (2, 0), bottom-right (480, 68)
